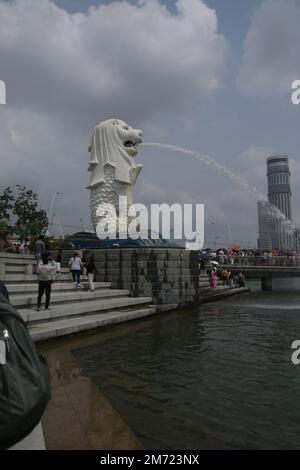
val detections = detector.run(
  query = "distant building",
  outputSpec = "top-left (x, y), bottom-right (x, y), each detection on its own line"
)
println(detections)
top-left (295, 228), bottom-right (300, 251)
top-left (258, 156), bottom-right (296, 251)
top-left (257, 201), bottom-right (272, 250)
top-left (267, 156), bottom-right (292, 220)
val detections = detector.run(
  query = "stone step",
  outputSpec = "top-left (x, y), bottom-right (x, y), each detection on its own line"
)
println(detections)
top-left (29, 306), bottom-right (156, 342)
top-left (7, 281), bottom-right (111, 294)
top-left (203, 285), bottom-right (231, 294)
top-left (201, 287), bottom-right (250, 303)
top-left (10, 288), bottom-right (130, 308)
top-left (201, 286), bottom-right (235, 298)
top-left (200, 282), bottom-right (229, 288)
top-left (3, 273), bottom-right (74, 283)
top-left (20, 296), bottom-right (153, 324)
top-left (200, 287), bottom-right (211, 292)
top-left (0, 253), bottom-right (35, 262)
top-left (60, 267), bottom-right (72, 273)
top-left (56, 266), bottom-right (75, 272)
top-left (5, 265), bottom-right (26, 273)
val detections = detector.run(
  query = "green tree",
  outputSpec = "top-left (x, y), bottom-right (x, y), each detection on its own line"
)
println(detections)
top-left (0, 219), bottom-right (13, 240)
top-left (13, 185), bottom-right (48, 239)
top-left (0, 187), bottom-right (14, 239)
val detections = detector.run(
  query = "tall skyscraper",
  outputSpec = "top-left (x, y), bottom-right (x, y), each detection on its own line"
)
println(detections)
top-left (267, 156), bottom-right (292, 221)
top-left (258, 156), bottom-right (295, 251)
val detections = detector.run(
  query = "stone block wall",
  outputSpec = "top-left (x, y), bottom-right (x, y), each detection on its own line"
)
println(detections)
top-left (92, 248), bottom-right (199, 309)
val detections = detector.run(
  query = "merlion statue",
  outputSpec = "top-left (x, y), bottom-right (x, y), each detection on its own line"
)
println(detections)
top-left (87, 119), bottom-right (143, 232)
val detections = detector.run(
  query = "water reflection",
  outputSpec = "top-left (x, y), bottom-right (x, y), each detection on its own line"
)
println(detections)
top-left (73, 285), bottom-right (300, 449)
top-left (49, 359), bottom-right (83, 383)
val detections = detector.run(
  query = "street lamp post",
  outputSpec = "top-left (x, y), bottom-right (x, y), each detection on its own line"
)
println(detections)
top-left (48, 192), bottom-right (60, 235)
top-left (225, 224), bottom-right (231, 247)
top-left (210, 222), bottom-right (231, 248)
top-left (214, 235), bottom-right (221, 249)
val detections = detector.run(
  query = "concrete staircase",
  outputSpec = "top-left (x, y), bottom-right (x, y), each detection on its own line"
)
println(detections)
top-left (199, 273), bottom-right (249, 303)
top-left (0, 253), bottom-right (155, 342)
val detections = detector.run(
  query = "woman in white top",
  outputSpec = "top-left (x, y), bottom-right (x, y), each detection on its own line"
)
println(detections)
top-left (68, 253), bottom-right (83, 287)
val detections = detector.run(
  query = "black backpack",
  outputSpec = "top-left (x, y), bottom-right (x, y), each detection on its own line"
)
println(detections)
top-left (0, 294), bottom-right (51, 449)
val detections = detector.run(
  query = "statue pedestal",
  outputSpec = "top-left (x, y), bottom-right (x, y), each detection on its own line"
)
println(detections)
top-left (92, 248), bottom-right (200, 309)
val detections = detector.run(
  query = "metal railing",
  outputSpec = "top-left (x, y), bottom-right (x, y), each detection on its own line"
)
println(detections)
top-left (214, 256), bottom-right (300, 267)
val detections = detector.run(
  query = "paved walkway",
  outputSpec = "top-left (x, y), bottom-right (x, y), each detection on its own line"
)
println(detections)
top-left (9, 423), bottom-right (45, 450)
top-left (38, 312), bottom-right (184, 449)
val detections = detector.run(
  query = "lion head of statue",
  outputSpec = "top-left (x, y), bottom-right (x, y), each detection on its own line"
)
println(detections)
top-left (87, 119), bottom-right (143, 188)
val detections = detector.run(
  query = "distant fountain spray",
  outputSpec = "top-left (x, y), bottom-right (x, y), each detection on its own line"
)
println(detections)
top-left (142, 142), bottom-right (295, 234)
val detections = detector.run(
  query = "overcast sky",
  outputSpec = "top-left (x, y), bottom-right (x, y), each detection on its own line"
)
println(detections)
top-left (0, 0), bottom-right (299, 247)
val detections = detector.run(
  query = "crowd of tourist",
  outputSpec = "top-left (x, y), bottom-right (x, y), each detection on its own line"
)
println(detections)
top-left (0, 234), bottom-right (97, 311)
top-left (34, 237), bottom-right (97, 310)
top-left (208, 265), bottom-right (246, 290)
top-left (199, 247), bottom-right (300, 270)
top-left (199, 246), bottom-right (300, 290)
top-left (0, 238), bottom-right (31, 254)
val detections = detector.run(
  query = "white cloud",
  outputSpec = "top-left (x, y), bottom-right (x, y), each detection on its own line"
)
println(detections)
top-left (135, 176), bottom-right (168, 203)
top-left (236, 145), bottom-right (272, 189)
top-left (237, 0), bottom-right (300, 96)
top-left (0, 0), bottom-right (227, 232)
top-left (0, 0), bottom-right (227, 118)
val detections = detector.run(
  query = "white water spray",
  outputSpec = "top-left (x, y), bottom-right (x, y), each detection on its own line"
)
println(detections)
top-left (142, 142), bottom-right (296, 234)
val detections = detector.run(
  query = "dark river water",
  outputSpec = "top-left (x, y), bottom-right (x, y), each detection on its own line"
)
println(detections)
top-left (73, 280), bottom-right (300, 449)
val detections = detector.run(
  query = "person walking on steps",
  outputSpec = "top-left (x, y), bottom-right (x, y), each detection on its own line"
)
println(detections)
top-left (86, 255), bottom-right (96, 292)
top-left (37, 255), bottom-right (57, 311)
top-left (68, 252), bottom-right (83, 287)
